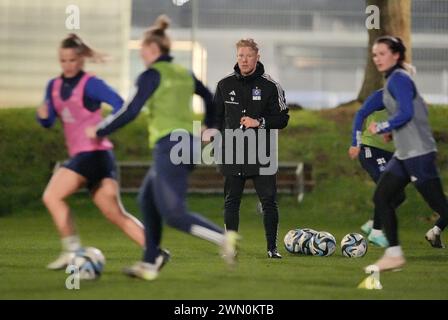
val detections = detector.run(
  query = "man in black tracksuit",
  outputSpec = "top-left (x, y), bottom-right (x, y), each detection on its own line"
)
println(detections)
top-left (212, 39), bottom-right (289, 258)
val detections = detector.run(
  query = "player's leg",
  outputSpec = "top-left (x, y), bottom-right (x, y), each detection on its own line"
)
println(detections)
top-left (153, 159), bottom-right (225, 242)
top-left (153, 138), bottom-right (239, 263)
top-left (124, 138), bottom-right (238, 280)
top-left (252, 174), bottom-right (281, 258)
top-left (358, 145), bottom-right (384, 235)
top-left (42, 167), bottom-right (86, 269)
top-left (359, 146), bottom-right (405, 247)
top-left (406, 152), bottom-right (448, 248)
top-left (224, 175), bottom-right (246, 232)
top-left (376, 148), bottom-right (406, 215)
top-left (373, 158), bottom-right (409, 247)
top-left (123, 167), bottom-right (170, 281)
top-left (419, 178), bottom-right (448, 248)
top-left (84, 150), bottom-right (144, 247)
top-left (92, 178), bottom-right (145, 247)
top-left (366, 158), bottom-right (409, 272)
top-left (139, 167), bottom-right (164, 262)
top-left (153, 165), bottom-right (239, 266)
top-left (369, 147), bottom-right (405, 247)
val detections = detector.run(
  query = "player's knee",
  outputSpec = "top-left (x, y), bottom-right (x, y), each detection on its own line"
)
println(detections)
top-left (98, 184), bottom-right (117, 199)
top-left (164, 213), bottom-right (182, 229)
top-left (164, 216), bottom-right (177, 228)
top-left (137, 192), bottom-right (152, 213)
top-left (137, 183), bottom-right (152, 205)
top-left (137, 189), bottom-right (146, 204)
top-left (372, 188), bottom-right (384, 207)
top-left (393, 192), bottom-right (406, 208)
top-left (42, 190), bottom-right (56, 206)
top-left (373, 187), bottom-right (393, 210)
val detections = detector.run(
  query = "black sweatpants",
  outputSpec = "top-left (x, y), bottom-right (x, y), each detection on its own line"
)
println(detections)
top-left (373, 153), bottom-right (448, 247)
top-left (224, 174), bottom-right (279, 251)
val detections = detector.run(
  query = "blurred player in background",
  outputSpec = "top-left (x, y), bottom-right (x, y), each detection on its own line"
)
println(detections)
top-left (37, 34), bottom-right (145, 270)
top-left (88, 15), bottom-right (239, 281)
top-left (354, 36), bottom-right (448, 272)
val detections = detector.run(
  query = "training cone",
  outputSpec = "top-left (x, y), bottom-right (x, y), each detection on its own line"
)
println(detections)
top-left (357, 274), bottom-right (383, 290)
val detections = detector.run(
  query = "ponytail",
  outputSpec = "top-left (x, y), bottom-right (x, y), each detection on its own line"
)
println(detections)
top-left (142, 15), bottom-right (171, 54)
top-left (402, 62), bottom-right (417, 76)
top-left (61, 34), bottom-right (107, 63)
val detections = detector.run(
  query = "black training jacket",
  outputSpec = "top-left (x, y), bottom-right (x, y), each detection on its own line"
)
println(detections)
top-left (213, 62), bottom-right (289, 176)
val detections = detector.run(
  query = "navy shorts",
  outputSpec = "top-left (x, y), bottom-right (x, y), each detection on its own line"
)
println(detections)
top-left (358, 145), bottom-right (394, 183)
top-left (385, 152), bottom-right (440, 185)
top-left (62, 150), bottom-right (117, 191)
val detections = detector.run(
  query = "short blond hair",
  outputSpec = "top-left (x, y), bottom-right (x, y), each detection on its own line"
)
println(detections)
top-left (236, 38), bottom-right (259, 53)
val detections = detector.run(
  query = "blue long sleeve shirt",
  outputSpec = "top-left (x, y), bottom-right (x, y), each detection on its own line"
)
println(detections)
top-left (96, 55), bottom-right (214, 137)
top-left (351, 66), bottom-right (416, 147)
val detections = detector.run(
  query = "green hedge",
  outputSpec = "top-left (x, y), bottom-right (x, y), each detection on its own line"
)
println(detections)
top-left (1, 105), bottom-right (447, 215)
top-left (0, 108), bottom-right (150, 215)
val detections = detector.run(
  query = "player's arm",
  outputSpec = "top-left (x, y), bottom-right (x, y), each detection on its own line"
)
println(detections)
top-left (95, 69), bottom-right (160, 137)
top-left (212, 83), bottom-right (225, 131)
top-left (85, 77), bottom-right (124, 114)
top-left (36, 79), bottom-right (57, 128)
top-left (351, 89), bottom-right (385, 147)
top-left (374, 72), bottom-right (415, 134)
top-left (192, 74), bottom-right (214, 128)
top-left (201, 82), bottom-right (224, 142)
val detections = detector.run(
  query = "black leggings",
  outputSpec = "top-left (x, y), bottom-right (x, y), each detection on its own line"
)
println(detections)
top-left (358, 145), bottom-right (405, 230)
top-left (374, 172), bottom-right (448, 247)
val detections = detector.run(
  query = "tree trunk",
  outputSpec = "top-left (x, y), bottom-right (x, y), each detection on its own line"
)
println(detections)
top-left (357, 0), bottom-right (412, 102)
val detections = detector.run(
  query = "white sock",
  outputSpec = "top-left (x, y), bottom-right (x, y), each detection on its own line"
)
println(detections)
top-left (190, 225), bottom-right (225, 245)
top-left (62, 235), bottom-right (81, 252)
top-left (370, 229), bottom-right (383, 237)
top-left (432, 226), bottom-right (442, 235)
top-left (365, 220), bottom-right (373, 228)
top-left (141, 262), bottom-right (158, 271)
top-left (385, 246), bottom-right (404, 258)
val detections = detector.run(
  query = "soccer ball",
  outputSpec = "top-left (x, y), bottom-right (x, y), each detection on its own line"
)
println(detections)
top-left (297, 228), bottom-right (318, 255)
top-left (310, 231), bottom-right (336, 256)
top-left (71, 247), bottom-right (106, 280)
top-left (341, 233), bottom-right (368, 258)
top-left (283, 229), bottom-right (304, 253)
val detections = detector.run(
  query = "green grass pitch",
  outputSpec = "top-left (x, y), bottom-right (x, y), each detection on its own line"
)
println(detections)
top-left (1, 105), bottom-right (448, 299)
top-left (1, 181), bottom-right (447, 299)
